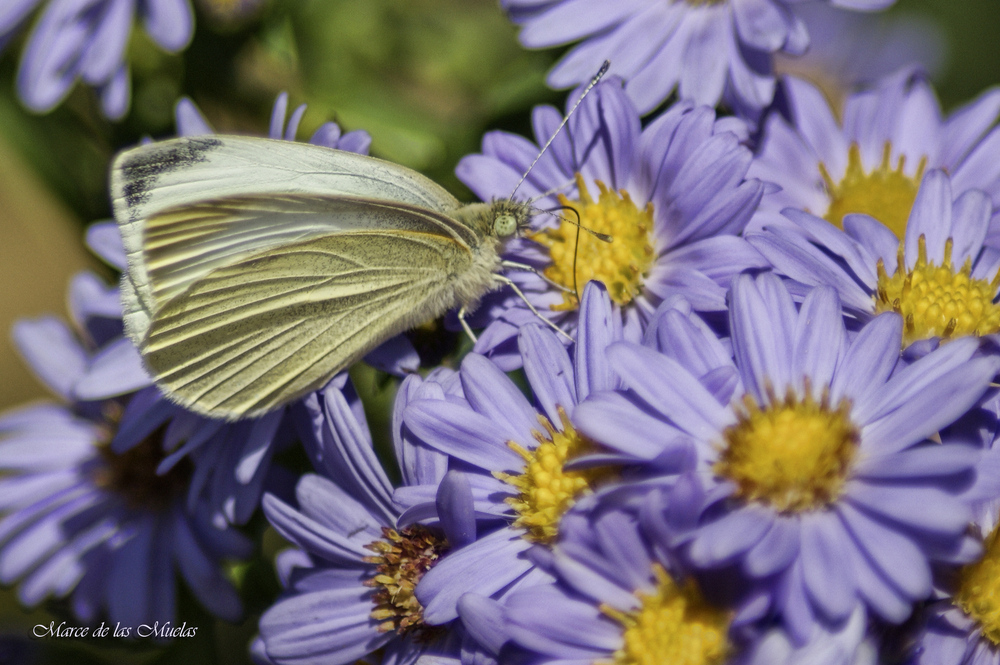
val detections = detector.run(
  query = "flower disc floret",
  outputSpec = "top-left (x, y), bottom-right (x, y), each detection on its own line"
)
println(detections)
top-left (954, 523), bottom-right (1000, 646)
top-left (495, 407), bottom-right (613, 544)
top-left (820, 143), bottom-right (927, 239)
top-left (602, 565), bottom-right (730, 665)
top-left (715, 384), bottom-right (859, 513)
top-left (531, 175), bottom-right (655, 311)
top-left (875, 235), bottom-right (1000, 346)
top-left (92, 423), bottom-right (192, 511)
top-left (363, 526), bottom-right (448, 638)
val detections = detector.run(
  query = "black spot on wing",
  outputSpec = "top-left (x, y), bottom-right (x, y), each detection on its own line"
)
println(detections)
top-left (121, 137), bottom-right (222, 220)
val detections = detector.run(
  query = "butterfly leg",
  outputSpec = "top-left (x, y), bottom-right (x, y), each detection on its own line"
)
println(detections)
top-left (457, 305), bottom-right (478, 344)
top-left (493, 275), bottom-right (575, 343)
top-left (500, 260), bottom-right (575, 294)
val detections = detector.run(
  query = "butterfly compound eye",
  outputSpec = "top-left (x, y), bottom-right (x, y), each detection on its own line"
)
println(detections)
top-left (493, 213), bottom-right (518, 237)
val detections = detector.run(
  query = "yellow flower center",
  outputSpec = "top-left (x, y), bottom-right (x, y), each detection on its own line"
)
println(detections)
top-left (363, 525), bottom-right (448, 638)
top-left (530, 174), bottom-right (655, 310)
top-left (715, 385), bottom-right (859, 513)
top-left (601, 564), bottom-right (731, 665)
top-left (955, 521), bottom-right (1000, 645)
top-left (820, 143), bottom-right (927, 240)
top-left (495, 406), bottom-right (613, 544)
top-left (875, 235), bottom-right (1000, 347)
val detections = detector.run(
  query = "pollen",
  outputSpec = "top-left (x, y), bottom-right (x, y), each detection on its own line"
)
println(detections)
top-left (954, 521), bottom-right (1000, 645)
top-left (601, 564), bottom-right (730, 665)
top-left (874, 235), bottom-right (1000, 347)
top-left (820, 142), bottom-right (926, 239)
top-left (714, 383), bottom-right (859, 513)
top-left (530, 174), bottom-right (655, 310)
top-left (362, 525), bottom-right (448, 638)
top-left (495, 406), bottom-right (613, 544)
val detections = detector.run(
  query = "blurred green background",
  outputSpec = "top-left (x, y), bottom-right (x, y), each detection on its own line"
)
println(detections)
top-left (0, 0), bottom-right (997, 662)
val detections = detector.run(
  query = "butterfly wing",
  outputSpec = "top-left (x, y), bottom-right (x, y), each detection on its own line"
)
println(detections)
top-left (139, 201), bottom-right (480, 419)
top-left (111, 135), bottom-right (466, 344)
top-left (109, 136), bottom-right (496, 419)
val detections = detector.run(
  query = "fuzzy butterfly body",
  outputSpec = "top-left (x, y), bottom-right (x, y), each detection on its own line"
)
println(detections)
top-left (112, 136), bottom-right (531, 420)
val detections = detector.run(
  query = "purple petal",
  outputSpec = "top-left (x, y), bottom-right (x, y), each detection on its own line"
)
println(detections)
top-left (174, 96), bottom-right (213, 135)
top-left (11, 317), bottom-right (87, 400)
top-left (838, 503), bottom-right (931, 602)
top-left (78, 0), bottom-right (133, 84)
top-left (172, 508), bottom-right (241, 621)
top-left (403, 400), bottom-right (524, 472)
top-left (574, 391), bottom-right (689, 462)
top-left (863, 354), bottom-right (998, 455)
top-left (792, 286), bottom-right (844, 391)
top-left (259, 584), bottom-right (385, 665)
top-left (141, 0), bottom-right (193, 52)
top-left (435, 470), bottom-right (476, 549)
top-left (845, 481), bottom-right (972, 537)
top-left (416, 527), bottom-right (532, 624)
top-left (575, 282), bottom-right (620, 399)
top-left (729, 273), bottom-right (796, 400)
top-left (608, 342), bottom-right (731, 441)
top-left (689, 506), bottom-right (773, 566)
top-left (904, 170), bottom-right (952, 265)
top-left (830, 313), bottom-right (901, 406)
top-left (743, 518), bottom-right (799, 578)
top-left (85, 221), bottom-right (127, 269)
top-left (460, 354), bottom-right (540, 446)
top-left (679, 9), bottom-right (730, 107)
top-left (74, 337), bottom-right (152, 399)
top-left (505, 584), bottom-right (620, 657)
top-left (800, 513), bottom-right (856, 622)
top-left (520, 325), bottom-right (577, 425)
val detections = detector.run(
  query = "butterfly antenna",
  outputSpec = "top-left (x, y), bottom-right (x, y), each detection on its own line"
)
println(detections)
top-left (528, 178), bottom-right (575, 204)
top-left (543, 206), bottom-right (613, 243)
top-left (567, 207), bottom-right (582, 301)
top-left (508, 60), bottom-right (611, 203)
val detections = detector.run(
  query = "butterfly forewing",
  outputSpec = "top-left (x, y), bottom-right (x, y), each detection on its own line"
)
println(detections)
top-left (143, 227), bottom-right (476, 418)
top-left (142, 194), bottom-right (482, 310)
top-left (112, 136), bottom-right (463, 340)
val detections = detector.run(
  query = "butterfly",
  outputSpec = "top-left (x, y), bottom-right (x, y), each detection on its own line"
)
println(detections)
top-left (112, 135), bottom-right (543, 420)
top-left (112, 63), bottom-right (609, 421)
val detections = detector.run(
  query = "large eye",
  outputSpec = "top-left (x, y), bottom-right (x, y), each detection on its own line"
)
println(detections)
top-left (494, 212), bottom-right (517, 237)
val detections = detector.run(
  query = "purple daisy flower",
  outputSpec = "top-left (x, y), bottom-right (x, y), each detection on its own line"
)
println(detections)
top-left (80, 94), bottom-right (408, 527)
top-left (3, 0), bottom-right (194, 119)
top-left (257, 376), bottom-right (487, 665)
top-left (401, 283), bottom-right (694, 625)
top-left (491, 489), bottom-right (875, 665)
top-left (574, 273), bottom-right (999, 642)
top-left (0, 298), bottom-right (251, 625)
top-left (497, 499), bottom-right (742, 665)
top-left (748, 169), bottom-right (1000, 351)
top-left (501, 0), bottom-right (895, 114)
top-left (459, 79), bottom-right (766, 368)
top-left (902, 430), bottom-right (1000, 665)
top-left (748, 68), bottom-right (1000, 235)
top-left (773, 2), bottom-right (945, 116)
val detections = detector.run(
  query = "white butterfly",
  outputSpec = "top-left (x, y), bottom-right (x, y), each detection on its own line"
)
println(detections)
top-left (112, 136), bottom-right (537, 420)
top-left (112, 63), bottom-right (609, 422)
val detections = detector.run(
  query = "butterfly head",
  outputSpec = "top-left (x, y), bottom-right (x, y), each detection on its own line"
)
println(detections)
top-left (489, 200), bottom-right (533, 239)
